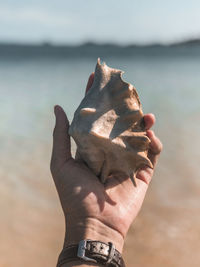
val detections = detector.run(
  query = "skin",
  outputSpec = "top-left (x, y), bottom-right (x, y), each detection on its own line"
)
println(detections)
top-left (50, 73), bottom-right (163, 267)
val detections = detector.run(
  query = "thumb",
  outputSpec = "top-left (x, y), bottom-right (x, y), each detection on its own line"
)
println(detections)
top-left (51, 105), bottom-right (72, 174)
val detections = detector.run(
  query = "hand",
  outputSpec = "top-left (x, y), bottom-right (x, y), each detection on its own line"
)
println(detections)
top-left (50, 74), bottom-right (162, 253)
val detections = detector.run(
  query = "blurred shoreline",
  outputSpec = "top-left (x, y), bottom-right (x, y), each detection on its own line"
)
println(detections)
top-left (1, 39), bottom-right (200, 59)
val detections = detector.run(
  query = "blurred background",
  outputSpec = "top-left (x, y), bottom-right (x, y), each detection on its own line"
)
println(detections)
top-left (0, 1), bottom-right (200, 266)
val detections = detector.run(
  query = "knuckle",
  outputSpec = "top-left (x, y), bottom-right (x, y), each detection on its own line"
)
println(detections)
top-left (152, 135), bottom-right (163, 154)
top-left (150, 140), bottom-right (163, 156)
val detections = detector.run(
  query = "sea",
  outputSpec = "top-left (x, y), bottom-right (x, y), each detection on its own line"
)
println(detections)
top-left (0, 44), bottom-right (200, 267)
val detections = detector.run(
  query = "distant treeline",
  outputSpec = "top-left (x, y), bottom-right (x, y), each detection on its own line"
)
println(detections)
top-left (0, 39), bottom-right (200, 59)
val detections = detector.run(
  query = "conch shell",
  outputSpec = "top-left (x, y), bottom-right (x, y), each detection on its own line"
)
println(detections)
top-left (69, 59), bottom-right (153, 184)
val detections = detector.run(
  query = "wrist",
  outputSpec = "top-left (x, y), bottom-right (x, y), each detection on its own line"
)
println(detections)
top-left (64, 217), bottom-right (124, 253)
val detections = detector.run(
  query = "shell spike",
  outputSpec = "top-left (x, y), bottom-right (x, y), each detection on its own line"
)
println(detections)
top-left (130, 172), bottom-right (137, 186)
top-left (97, 57), bottom-right (106, 67)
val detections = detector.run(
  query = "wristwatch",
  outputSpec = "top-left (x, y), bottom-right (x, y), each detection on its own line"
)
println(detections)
top-left (57, 239), bottom-right (125, 267)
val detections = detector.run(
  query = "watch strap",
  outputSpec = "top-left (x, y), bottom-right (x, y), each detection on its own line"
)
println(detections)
top-left (57, 240), bottom-right (125, 267)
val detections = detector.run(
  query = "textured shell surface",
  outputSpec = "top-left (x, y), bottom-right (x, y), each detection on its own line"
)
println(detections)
top-left (69, 59), bottom-right (153, 184)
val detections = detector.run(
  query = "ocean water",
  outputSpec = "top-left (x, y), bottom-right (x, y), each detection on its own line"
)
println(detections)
top-left (0, 48), bottom-right (200, 266)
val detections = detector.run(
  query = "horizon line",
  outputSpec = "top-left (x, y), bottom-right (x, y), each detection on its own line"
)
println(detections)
top-left (0, 37), bottom-right (200, 47)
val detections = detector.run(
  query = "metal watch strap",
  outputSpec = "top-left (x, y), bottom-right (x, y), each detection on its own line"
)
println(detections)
top-left (57, 240), bottom-right (125, 267)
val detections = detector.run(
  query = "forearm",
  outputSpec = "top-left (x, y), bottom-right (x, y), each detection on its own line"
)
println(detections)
top-left (64, 217), bottom-right (124, 252)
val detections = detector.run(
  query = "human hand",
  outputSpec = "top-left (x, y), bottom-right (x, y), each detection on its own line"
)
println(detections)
top-left (50, 74), bottom-right (162, 253)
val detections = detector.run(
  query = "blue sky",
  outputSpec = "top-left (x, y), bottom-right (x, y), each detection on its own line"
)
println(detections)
top-left (0, 0), bottom-right (200, 44)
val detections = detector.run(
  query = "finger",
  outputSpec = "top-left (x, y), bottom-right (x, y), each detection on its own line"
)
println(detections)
top-left (85, 72), bottom-right (95, 94)
top-left (136, 130), bottom-right (162, 185)
top-left (51, 105), bottom-right (72, 172)
top-left (136, 166), bottom-right (153, 185)
top-left (146, 130), bottom-right (163, 166)
top-left (143, 113), bottom-right (155, 130)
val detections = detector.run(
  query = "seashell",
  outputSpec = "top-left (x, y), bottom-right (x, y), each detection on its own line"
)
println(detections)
top-left (69, 59), bottom-right (153, 184)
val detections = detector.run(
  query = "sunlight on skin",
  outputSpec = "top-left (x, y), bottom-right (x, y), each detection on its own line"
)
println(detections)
top-left (50, 74), bottom-right (162, 267)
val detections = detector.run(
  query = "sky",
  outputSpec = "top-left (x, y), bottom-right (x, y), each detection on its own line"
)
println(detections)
top-left (0, 0), bottom-right (200, 45)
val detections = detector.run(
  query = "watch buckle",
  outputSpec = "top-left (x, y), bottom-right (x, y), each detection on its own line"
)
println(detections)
top-left (77, 240), bottom-right (97, 263)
